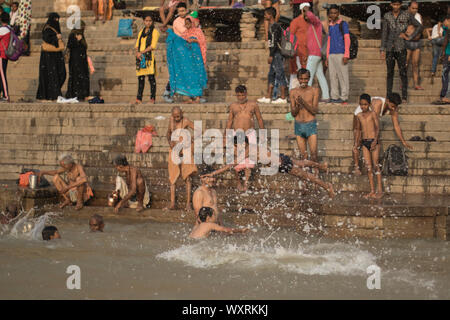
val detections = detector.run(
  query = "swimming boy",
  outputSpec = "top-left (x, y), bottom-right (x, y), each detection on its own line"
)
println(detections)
top-left (42, 226), bottom-right (61, 240)
top-left (355, 94), bottom-right (383, 199)
top-left (193, 166), bottom-right (221, 224)
top-left (89, 214), bottom-right (105, 232)
top-left (189, 206), bottom-right (249, 239)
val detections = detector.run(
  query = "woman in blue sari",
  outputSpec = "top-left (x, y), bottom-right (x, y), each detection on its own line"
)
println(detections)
top-left (166, 18), bottom-right (207, 103)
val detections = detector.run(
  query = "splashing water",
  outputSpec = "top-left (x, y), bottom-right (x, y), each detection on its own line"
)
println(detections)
top-left (4, 209), bottom-right (61, 241)
top-left (157, 241), bottom-right (377, 277)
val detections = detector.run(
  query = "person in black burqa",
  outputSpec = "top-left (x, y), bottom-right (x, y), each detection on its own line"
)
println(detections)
top-left (66, 29), bottom-right (90, 101)
top-left (36, 12), bottom-right (66, 102)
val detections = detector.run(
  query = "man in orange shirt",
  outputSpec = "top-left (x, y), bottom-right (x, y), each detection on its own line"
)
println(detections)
top-left (289, 2), bottom-right (309, 87)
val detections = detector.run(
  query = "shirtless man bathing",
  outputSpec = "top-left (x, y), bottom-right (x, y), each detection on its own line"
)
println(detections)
top-left (189, 207), bottom-right (249, 239)
top-left (289, 68), bottom-right (321, 175)
top-left (192, 165), bottom-right (222, 225)
top-left (166, 106), bottom-right (198, 211)
top-left (38, 154), bottom-right (93, 210)
top-left (352, 92), bottom-right (413, 175)
top-left (225, 85), bottom-right (265, 191)
top-left (112, 154), bottom-right (149, 213)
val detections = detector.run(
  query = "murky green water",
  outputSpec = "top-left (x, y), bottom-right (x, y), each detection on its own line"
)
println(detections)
top-left (0, 212), bottom-right (449, 299)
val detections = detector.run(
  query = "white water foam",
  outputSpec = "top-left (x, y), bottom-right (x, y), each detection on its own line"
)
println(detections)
top-left (6, 210), bottom-right (61, 241)
top-left (157, 242), bottom-right (377, 276)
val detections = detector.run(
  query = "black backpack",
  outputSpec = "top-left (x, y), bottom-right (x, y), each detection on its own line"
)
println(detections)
top-left (338, 21), bottom-right (358, 60)
top-left (382, 145), bottom-right (408, 176)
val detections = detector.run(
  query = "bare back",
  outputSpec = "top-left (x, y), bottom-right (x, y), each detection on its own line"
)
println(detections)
top-left (193, 186), bottom-right (218, 220)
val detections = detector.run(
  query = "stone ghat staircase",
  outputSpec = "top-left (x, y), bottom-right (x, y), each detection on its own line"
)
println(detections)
top-left (0, 103), bottom-right (448, 195)
top-left (5, 8), bottom-right (444, 103)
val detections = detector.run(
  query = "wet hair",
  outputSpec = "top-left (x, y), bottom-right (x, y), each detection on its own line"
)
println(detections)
top-left (59, 153), bottom-right (75, 165)
top-left (90, 214), bottom-right (104, 225)
top-left (235, 85), bottom-right (247, 94)
top-left (387, 92), bottom-right (402, 106)
top-left (198, 207), bottom-right (214, 222)
top-left (42, 226), bottom-right (58, 241)
top-left (177, 2), bottom-right (187, 9)
top-left (327, 4), bottom-right (339, 14)
top-left (113, 154), bottom-right (129, 167)
top-left (0, 12), bottom-right (10, 24)
top-left (390, 0), bottom-right (402, 4)
top-left (265, 7), bottom-right (276, 19)
top-left (359, 93), bottom-right (371, 104)
top-left (199, 165), bottom-right (215, 176)
top-left (297, 68), bottom-right (311, 79)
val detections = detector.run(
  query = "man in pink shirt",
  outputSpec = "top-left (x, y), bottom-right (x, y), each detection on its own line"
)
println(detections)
top-left (304, 5), bottom-right (329, 102)
top-left (172, 2), bottom-right (188, 36)
top-left (0, 12), bottom-right (11, 102)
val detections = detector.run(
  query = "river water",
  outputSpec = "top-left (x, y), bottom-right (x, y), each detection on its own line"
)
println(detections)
top-left (0, 212), bottom-right (448, 299)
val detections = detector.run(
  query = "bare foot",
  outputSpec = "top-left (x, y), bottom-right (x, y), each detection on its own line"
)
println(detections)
top-left (59, 199), bottom-right (71, 209)
top-left (353, 166), bottom-right (362, 176)
top-left (75, 203), bottom-right (84, 211)
top-left (136, 204), bottom-right (144, 212)
top-left (364, 192), bottom-right (375, 199)
top-left (163, 204), bottom-right (176, 211)
top-left (236, 180), bottom-right (244, 192)
top-left (327, 183), bottom-right (335, 198)
top-left (185, 204), bottom-right (193, 212)
top-left (374, 192), bottom-right (384, 199)
top-left (321, 162), bottom-right (329, 173)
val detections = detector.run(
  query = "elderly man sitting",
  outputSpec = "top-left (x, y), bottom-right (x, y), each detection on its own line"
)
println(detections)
top-left (38, 154), bottom-right (94, 210)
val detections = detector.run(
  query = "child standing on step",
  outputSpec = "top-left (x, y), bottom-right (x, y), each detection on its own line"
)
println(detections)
top-left (135, 15), bottom-right (160, 104)
top-left (355, 93), bottom-right (383, 199)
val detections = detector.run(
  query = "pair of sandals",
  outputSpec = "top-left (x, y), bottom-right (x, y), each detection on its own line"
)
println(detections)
top-left (432, 99), bottom-right (450, 105)
top-left (410, 136), bottom-right (436, 142)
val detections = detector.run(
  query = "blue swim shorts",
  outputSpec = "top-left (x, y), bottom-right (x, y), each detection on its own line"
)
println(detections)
top-left (294, 119), bottom-right (318, 139)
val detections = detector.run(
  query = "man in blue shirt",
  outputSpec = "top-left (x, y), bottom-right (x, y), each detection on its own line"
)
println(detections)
top-left (438, 15), bottom-right (450, 104)
top-left (325, 4), bottom-right (350, 105)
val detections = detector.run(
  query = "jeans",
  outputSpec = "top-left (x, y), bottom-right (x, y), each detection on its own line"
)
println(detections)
top-left (268, 52), bottom-right (287, 87)
top-left (137, 74), bottom-right (156, 100)
top-left (431, 38), bottom-right (444, 74)
top-left (441, 55), bottom-right (450, 98)
top-left (386, 50), bottom-right (407, 100)
top-left (306, 55), bottom-right (329, 100)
